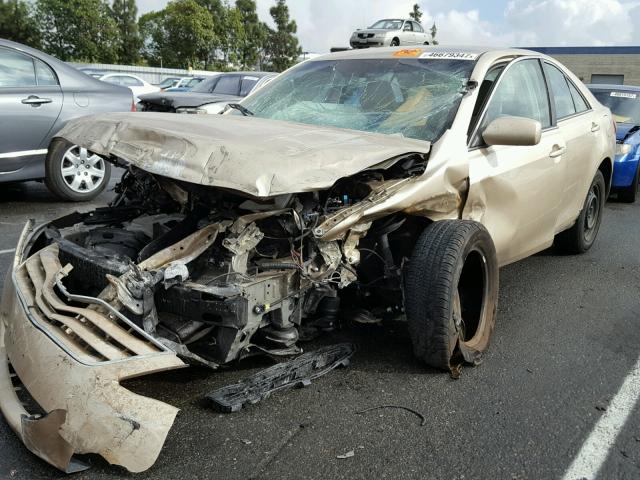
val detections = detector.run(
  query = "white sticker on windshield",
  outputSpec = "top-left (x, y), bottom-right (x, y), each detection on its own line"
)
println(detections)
top-left (610, 92), bottom-right (637, 99)
top-left (420, 51), bottom-right (478, 60)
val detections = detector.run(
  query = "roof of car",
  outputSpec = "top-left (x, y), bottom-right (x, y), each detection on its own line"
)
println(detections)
top-left (587, 84), bottom-right (640, 91)
top-left (221, 71), bottom-right (277, 77)
top-left (311, 45), bottom-right (535, 62)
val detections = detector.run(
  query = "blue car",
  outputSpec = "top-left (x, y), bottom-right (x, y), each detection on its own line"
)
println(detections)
top-left (588, 84), bottom-right (640, 202)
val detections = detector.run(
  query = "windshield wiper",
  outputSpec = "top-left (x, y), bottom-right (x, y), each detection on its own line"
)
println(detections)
top-left (227, 103), bottom-right (254, 116)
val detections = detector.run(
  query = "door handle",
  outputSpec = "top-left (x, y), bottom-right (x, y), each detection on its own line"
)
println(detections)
top-left (591, 123), bottom-right (601, 132)
top-left (549, 145), bottom-right (566, 158)
top-left (21, 95), bottom-right (52, 106)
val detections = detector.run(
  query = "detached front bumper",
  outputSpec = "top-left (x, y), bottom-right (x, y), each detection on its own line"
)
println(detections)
top-left (0, 221), bottom-right (186, 473)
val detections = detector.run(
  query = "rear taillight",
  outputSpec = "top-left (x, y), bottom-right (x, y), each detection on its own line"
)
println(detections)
top-left (131, 100), bottom-right (137, 112)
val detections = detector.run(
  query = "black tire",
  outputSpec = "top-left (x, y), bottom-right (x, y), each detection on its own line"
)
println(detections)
top-left (390, 38), bottom-right (400, 47)
top-left (404, 220), bottom-right (499, 375)
top-left (45, 139), bottom-right (111, 202)
top-left (555, 170), bottom-right (605, 254)
top-left (617, 164), bottom-right (639, 203)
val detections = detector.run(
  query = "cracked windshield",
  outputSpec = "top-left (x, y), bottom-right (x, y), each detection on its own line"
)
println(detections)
top-left (240, 58), bottom-right (474, 142)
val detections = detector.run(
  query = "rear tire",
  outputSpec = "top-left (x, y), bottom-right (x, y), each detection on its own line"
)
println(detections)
top-left (617, 164), bottom-right (639, 203)
top-left (555, 170), bottom-right (605, 254)
top-left (404, 220), bottom-right (499, 375)
top-left (45, 139), bottom-right (111, 202)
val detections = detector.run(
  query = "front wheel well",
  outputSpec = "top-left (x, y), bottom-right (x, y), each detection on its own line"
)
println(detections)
top-left (598, 158), bottom-right (613, 197)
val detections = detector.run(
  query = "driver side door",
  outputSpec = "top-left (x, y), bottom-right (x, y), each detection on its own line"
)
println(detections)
top-left (463, 58), bottom-right (567, 266)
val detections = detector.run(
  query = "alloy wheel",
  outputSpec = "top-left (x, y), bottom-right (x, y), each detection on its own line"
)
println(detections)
top-left (60, 145), bottom-right (106, 194)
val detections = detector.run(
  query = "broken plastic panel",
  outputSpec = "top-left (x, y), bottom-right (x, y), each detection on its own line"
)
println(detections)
top-left (206, 343), bottom-right (355, 412)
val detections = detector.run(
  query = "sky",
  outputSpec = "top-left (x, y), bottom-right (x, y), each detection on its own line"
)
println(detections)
top-left (137, 0), bottom-right (640, 53)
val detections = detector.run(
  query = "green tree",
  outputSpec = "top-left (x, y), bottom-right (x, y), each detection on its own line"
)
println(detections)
top-left (409, 3), bottom-right (422, 23)
top-left (195, 0), bottom-right (224, 17)
top-left (430, 22), bottom-right (439, 45)
top-left (111, 0), bottom-right (142, 64)
top-left (235, 0), bottom-right (263, 69)
top-left (0, 0), bottom-right (41, 47)
top-left (215, 4), bottom-right (243, 68)
top-left (264, 0), bottom-right (301, 72)
top-left (37, 0), bottom-right (119, 62)
top-left (139, 0), bottom-right (215, 69)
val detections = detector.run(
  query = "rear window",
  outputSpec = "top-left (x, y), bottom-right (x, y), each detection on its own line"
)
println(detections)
top-left (591, 89), bottom-right (640, 124)
top-left (192, 76), bottom-right (219, 93)
top-left (240, 76), bottom-right (259, 96)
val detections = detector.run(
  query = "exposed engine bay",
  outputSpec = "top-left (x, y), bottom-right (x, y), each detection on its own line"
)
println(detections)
top-left (31, 158), bottom-right (430, 368)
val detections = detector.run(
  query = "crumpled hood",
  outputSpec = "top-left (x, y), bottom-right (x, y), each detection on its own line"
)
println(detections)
top-left (139, 92), bottom-right (240, 109)
top-left (55, 112), bottom-right (431, 197)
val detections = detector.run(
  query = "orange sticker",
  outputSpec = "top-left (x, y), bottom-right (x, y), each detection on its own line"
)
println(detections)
top-left (393, 49), bottom-right (423, 57)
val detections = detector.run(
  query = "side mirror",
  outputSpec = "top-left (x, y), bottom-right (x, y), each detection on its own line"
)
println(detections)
top-left (482, 116), bottom-right (542, 146)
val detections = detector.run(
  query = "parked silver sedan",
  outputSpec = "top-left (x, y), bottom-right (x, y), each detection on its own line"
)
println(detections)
top-left (0, 39), bottom-right (134, 201)
top-left (350, 18), bottom-right (431, 48)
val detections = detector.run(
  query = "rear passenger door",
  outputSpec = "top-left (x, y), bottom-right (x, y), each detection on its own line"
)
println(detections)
top-left (412, 22), bottom-right (426, 44)
top-left (0, 46), bottom-right (63, 174)
top-left (464, 58), bottom-right (567, 265)
top-left (543, 62), bottom-right (597, 230)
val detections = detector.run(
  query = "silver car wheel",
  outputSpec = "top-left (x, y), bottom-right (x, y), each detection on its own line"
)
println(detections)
top-left (60, 145), bottom-right (106, 194)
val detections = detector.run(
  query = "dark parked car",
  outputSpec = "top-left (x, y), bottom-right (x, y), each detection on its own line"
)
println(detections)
top-left (138, 71), bottom-right (277, 114)
top-left (0, 39), bottom-right (134, 200)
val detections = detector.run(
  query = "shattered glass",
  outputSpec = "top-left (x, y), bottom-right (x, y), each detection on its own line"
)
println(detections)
top-left (240, 58), bottom-right (475, 143)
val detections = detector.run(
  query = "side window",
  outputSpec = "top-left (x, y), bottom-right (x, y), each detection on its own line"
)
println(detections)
top-left (468, 63), bottom-right (506, 137)
top-left (568, 81), bottom-right (590, 113)
top-left (413, 22), bottom-right (423, 33)
top-left (403, 22), bottom-right (413, 31)
top-left (121, 76), bottom-right (143, 87)
top-left (240, 76), bottom-right (259, 96)
top-left (214, 75), bottom-right (240, 95)
top-left (478, 59), bottom-right (551, 142)
top-left (103, 76), bottom-right (120, 85)
top-left (545, 63), bottom-right (576, 119)
top-left (34, 59), bottom-right (58, 86)
top-left (0, 48), bottom-right (36, 87)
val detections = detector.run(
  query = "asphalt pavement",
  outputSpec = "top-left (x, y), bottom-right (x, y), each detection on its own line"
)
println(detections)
top-left (0, 178), bottom-right (639, 480)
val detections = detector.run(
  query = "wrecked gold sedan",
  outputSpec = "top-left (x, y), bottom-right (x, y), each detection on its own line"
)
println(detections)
top-left (0, 47), bottom-right (615, 472)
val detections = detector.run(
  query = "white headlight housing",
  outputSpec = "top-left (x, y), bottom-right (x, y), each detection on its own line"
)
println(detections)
top-left (175, 107), bottom-right (207, 114)
top-left (617, 143), bottom-right (632, 155)
top-left (175, 103), bottom-right (228, 115)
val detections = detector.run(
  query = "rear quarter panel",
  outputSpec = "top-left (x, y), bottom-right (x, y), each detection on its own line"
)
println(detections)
top-left (43, 83), bottom-right (133, 149)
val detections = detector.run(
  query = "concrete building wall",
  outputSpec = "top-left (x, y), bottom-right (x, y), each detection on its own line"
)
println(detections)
top-left (549, 54), bottom-right (640, 86)
top-left (527, 47), bottom-right (640, 87)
